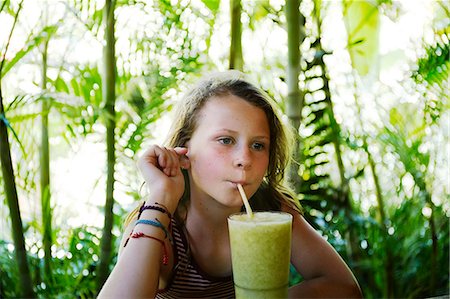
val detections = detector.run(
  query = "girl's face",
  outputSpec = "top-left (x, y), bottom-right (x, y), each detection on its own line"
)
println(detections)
top-left (186, 95), bottom-right (270, 210)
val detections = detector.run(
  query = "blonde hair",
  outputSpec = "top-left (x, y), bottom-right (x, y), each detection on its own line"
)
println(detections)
top-left (125, 71), bottom-right (300, 228)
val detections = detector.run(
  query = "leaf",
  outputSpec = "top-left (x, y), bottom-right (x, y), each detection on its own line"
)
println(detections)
top-left (343, 0), bottom-right (380, 76)
top-left (54, 77), bottom-right (69, 93)
top-left (349, 38), bottom-right (365, 46)
top-left (70, 78), bottom-right (81, 96)
top-left (201, 0), bottom-right (220, 12)
top-left (1, 25), bottom-right (58, 77)
top-left (412, 30), bottom-right (450, 109)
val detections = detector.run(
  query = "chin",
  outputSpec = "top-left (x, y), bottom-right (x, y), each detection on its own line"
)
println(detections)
top-left (222, 198), bottom-right (244, 211)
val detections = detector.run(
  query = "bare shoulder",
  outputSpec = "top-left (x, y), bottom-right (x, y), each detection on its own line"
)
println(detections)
top-left (280, 203), bottom-right (318, 237)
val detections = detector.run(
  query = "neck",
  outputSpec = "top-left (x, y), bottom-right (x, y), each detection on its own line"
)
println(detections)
top-left (181, 195), bottom-right (236, 278)
top-left (180, 194), bottom-right (237, 277)
top-left (186, 195), bottom-right (241, 231)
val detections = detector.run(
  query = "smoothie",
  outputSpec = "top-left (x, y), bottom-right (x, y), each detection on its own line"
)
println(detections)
top-left (228, 212), bottom-right (292, 298)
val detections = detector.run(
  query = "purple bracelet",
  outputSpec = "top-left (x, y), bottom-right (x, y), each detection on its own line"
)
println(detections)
top-left (138, 202), bottom-right (172, 220)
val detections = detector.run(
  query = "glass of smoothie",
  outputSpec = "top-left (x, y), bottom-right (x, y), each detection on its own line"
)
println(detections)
top-left (228, 211), bottom-right (293, 299)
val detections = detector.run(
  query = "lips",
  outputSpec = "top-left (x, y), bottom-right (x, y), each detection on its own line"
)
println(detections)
top-left (228, 180), bottom-right (247, 188)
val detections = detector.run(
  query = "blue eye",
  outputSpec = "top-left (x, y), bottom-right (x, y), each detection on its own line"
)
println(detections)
top-left (218, 137), bottom-right (233, 145)
top-left (252, 142), bottom-right (266, 151)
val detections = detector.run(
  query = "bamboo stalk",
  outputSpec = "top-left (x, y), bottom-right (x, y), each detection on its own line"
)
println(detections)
top-left (97, 0), bottom-right (117, 292)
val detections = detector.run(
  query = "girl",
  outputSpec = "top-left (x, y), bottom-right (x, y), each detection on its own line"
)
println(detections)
top-left (98, 71), bottom-right (362, 298)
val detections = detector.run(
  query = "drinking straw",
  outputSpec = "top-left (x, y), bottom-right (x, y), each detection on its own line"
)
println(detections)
top-left (237, 184), bottom-right (253, 218)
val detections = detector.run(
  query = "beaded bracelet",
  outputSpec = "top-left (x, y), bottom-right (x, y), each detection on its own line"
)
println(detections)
top-left (138, 202), bottom-right (172, 220)
top-left (135, 218), bottom-right (173, 243)
top-left (131, 232), bottom-right (168, 265)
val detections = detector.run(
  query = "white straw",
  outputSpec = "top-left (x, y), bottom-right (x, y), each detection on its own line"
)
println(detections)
top-left (237, 184), bottom-right (253, 218)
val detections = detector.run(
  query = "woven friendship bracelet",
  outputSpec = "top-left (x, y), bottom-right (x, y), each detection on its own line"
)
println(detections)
top-left (131, 232), bottom-right (169, 265)
top-left (135, 218), bottom-right (173, 243)
top-left (138, 202), bottom-right (172, 220)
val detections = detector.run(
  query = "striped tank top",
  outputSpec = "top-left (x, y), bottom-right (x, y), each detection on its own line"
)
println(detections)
top-left (156, 218), bottom-right (235, 299)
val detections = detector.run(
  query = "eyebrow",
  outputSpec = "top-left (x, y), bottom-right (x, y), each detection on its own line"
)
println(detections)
top-left (216, 129), bottom-right (270, 140)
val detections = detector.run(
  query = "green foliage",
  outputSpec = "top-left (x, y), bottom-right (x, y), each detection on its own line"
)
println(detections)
top-left (389, 201), bottom-right (449, 297)
top-left (291, 1), bottom-right (449, 298)
top-left (412, 26), bottom-right (450, 125)
top-left (67, 0), bottom-right (103, 35)
top-left (1, 25), bottom-right (58, 78)
top-left (296, 37), bottom-right (347, 233)
top-left (0, 225), bottom-right (117, 298)
top-left (413, 31), bottom-right (449, 90)
top-left (0, 240), bottom-right (21, 297)
top-left (245, 0), bottom-right (284, 29)
top-left (49, 64), bottom-right (103, 139)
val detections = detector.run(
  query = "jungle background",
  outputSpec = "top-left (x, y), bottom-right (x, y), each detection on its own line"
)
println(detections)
top-left (0, 0), bottom-right (448, 298)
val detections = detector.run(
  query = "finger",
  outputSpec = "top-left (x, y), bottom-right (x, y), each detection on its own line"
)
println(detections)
top-left (165, 147), bottom-right (179, 177)
top-left (138, 145), bottom-right (159, 169)
top-left (137, 145), bottom-right (171, 183)
top-left (173, 147), bottom-right (188, 155)
top-left (159, 147), bottom-right (175, 176)
top-left (174, 147), bottom-right (190, 170)
top-left (153, 146), bottom-right (171, 176)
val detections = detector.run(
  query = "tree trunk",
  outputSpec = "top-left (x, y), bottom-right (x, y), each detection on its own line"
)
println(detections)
top-left (97, 0), bottom-right (117, 291)
top-left (414, 176), bottom-right (438, 293)
top-left (229, 0), bottom-right (243, 70)
top-left (0, 93), bottom-right (36, 299)
top-left (285, 0), bottom-right (304, 191)
top-left (427, 199), bottom-right (438, 293)
top-left (0, 1), bottom-right (35, 297)
top-left (40, 32), bottom-right (53, 285)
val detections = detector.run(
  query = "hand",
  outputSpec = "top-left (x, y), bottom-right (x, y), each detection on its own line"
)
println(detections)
top-left (137, 145), bottom-right (190, 212)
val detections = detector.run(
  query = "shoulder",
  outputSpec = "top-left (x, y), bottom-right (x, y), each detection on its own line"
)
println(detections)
top-left (281, 204), bottom-right (320, 242)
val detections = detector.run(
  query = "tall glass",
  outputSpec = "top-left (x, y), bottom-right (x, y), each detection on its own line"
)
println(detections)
top-left (228, 211), bottom-right (292, 299)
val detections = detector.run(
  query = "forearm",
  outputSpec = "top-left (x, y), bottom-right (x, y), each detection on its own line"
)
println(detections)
top-left (98, 211), bottom-right (170, 298)
top-left (99, 145), bottom-right (186, 297)
top-left (288, 277), bottom-right (363, 298)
